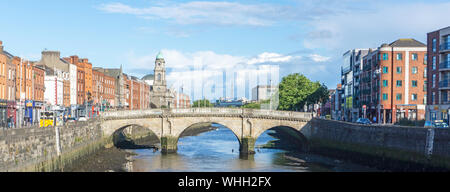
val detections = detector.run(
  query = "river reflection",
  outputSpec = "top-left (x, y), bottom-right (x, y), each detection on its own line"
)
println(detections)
top-left (126, 124), bottom-right (378, 172)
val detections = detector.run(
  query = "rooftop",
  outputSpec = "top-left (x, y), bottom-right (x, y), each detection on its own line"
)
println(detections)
top-left (142, 74), bottom-right (154, 80)
top-left (389, 38), bottom-right (426, 47)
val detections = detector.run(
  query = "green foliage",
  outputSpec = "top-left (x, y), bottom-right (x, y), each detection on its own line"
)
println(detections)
top-left (192, 99), bottom-right (214, 108)
top-left (242, 102), bottom-right (261, 109)
top-left (278, 73), bottom-right (329, 111)
top-left (241, 100), bottom-right (270, 109)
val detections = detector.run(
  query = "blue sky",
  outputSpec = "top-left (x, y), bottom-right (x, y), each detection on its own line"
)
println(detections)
top-left (1, 0), bottom-right (449, 100)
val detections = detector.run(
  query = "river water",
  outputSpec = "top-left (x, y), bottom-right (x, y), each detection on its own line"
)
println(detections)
top-left (124, 124), bottom-right (379, 172)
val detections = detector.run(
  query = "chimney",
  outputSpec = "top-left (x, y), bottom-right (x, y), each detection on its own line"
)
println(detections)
top-left (0, 41), bottom-right (3, 52)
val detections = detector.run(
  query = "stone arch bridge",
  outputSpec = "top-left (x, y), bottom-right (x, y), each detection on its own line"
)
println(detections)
top-left (100, 108), bottom-right (313, 154)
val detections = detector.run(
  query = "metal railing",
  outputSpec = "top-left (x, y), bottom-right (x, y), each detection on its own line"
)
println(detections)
top-left (439, 60), bottom-right (450, 70)
top-left (439, 80), bottom-right (450, 88)
top-left (440, 41), bottom-right (450, 52)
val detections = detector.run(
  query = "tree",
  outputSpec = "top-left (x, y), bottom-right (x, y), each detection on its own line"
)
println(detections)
top-left (192, 99), bottom-right (214, 108)
top-left (241, 100), bottom-right (270, 109)
top-left (278, 73), bottom-right (328, 111)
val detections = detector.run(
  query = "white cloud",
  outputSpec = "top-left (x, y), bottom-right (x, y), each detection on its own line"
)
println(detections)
top-left (303, 1), bottom-right (450, 50)
top-left (308, 54), bottom-right (330, 62)
top-left (98, 1), bottom-right (349, 27)
top-left (125, 49), bottom-right (332, 99)
top-left (247, 52), bottom-right (296, 65)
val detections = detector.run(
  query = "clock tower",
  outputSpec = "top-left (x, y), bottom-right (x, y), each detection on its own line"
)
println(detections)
top-left (150, 51), bottom-right (174, 108)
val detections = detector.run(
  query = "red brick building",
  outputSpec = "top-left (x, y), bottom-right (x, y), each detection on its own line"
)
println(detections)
top-left (92, 68), bottom-right (116, 109)
top-left (361, 39), bottom-right (427, 124)
top-left (32, 65), bottom-right (45, 102)
top-left (426, 26), bottom-right (450, 122)
top-left (173, 92), bottom-right (191, 108)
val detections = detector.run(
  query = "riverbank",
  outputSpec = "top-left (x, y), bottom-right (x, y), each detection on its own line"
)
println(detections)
top-left (64, 123), bottom-right (216, 172)
top-left (260, 129), bottom-right (450, 172)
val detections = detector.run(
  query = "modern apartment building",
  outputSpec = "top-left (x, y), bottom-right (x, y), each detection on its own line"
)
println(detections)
top-left (360, 39), bottom-right (427, 124)
top-left (426, 26), bottom-right (450, 122)
top-left (341, 49), bottom-right (370, 122)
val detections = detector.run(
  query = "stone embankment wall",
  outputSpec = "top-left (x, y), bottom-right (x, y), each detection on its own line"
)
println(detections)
top-left (0, 118), bottom-right (106, 172)
top-left (310, 119), bottom-right (450, 169)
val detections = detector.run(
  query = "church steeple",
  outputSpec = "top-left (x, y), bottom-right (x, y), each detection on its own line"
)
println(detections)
top-left (154, 51), bottom-right (166, 89)
top-left (149, 50), bottom-right (173, 109)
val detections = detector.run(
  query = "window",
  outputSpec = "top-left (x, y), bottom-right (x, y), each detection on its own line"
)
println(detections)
top-left (383, 93), bottom-right (388, 100)
top-left (396, 94), bottom-right (402, 101)
top-left (432, 38), bottom-right (437, 52)
top-left (383, 53), bottom-right (388, 60)
top-left (424, 81), bottom-right (427, 91)
top-left (412, 94), bottom-right (418, 101)
top-left (432, 56), bottom-right (436, 70)
top-left (396, 53), bottom-right (402, 60)
top-left (424, 54), bottom-right (428, 65)
top-left (412, 53), bottom-right (418, 61)
top-left (412, 80), bottom-right (418, 87)
top-left (396, 67), bottom-right (402, 74)
top-left (396, 80), bottom-right (402, 87)
top-left (432, 92), bottom-right (435, 104)
top-left (383, 80), bottom-right (388, 87)
top-left (432, 74), bottom-right (436, 88)
top-left (412, 67), bottom-right (418, 74)
top-left (424, 94), bottom-right (427, 105)
top-left (424, 68), bottom-right (427, 78)
top-left (383, 67), bottom-right (388, 73)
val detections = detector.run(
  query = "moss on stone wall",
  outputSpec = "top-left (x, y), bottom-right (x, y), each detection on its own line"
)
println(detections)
top-left (161, 136), bottom-right (178, 154)
top-left (310, 137), bottom-right (450, 171)
top-left (240, 137), bottom-right (256, 154)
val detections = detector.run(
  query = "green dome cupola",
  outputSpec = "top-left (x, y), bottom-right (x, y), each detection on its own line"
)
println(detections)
top-left (156, 51), bottom-right (164, 59)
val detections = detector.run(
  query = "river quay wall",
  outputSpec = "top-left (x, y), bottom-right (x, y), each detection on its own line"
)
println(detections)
top-left (0, 118), bottom-right (106, 172)
top-left (310, 119), bottom-right (450, 170)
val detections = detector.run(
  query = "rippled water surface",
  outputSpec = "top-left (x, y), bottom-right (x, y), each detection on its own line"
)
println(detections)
top-left (126, 124), bottom-right (378, 172)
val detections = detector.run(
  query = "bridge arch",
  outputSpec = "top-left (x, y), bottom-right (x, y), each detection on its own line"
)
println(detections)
top-left (254, 125), bottom-right (309, 152)
top-left (177, 122), bottom-right (242, 145)
top-left (111, 124), bottom-right (161, 148)
top-left (100, 118), bottom-right (163, 142)
top-left (169, 116), bottom-right (243, 142)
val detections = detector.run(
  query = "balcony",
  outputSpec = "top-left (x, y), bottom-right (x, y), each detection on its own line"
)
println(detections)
top-left (439, 60), bottom-right (450, 71)
top-left (439, 79), bottom-right (450, 89)
top-left (342, 66), bottom-right (351, 74)
top-left (440, 41), bottom-right (450, 53)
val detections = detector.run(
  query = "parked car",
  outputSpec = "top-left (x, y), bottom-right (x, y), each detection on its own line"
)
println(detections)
top-left (432, 120), bottom-right (449, 128)
top-left (65, 117), bottom-right (77, 123)
top-left (356, 118), bottom-right (372, 125)
top-left (78, 116), bottom-right (87, 122)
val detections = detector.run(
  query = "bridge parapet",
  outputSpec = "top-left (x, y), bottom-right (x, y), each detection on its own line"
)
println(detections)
top-left (249, 109), bottom-right (313, 119)
top-left (102, 109), bottom-right (163, 119)
top-left (170, 108), bottom-right (243, 114)
top-left (101, 108), bottom-right (312, 120)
